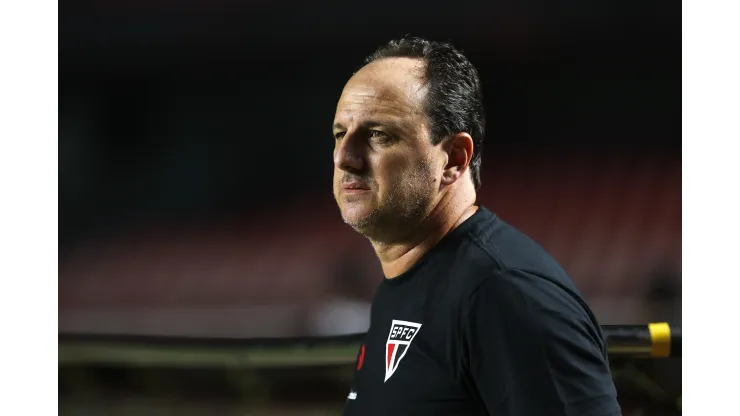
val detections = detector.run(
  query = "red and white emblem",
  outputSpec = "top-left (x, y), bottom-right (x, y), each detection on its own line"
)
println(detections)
top-left (385, 319), bottom-right (422, 382)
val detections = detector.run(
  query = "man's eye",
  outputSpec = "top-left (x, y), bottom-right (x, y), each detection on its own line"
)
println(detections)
top-left (334, 132), bottom-right (346, 140)
top-left (369, 130), bottom-right (388, 140)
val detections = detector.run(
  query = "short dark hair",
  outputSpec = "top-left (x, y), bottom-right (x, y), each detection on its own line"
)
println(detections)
top-left (364, 37), bottom-right (486, 190)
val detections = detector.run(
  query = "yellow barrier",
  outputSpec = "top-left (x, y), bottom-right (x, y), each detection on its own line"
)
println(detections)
top-left (58, 322), bottom-right (680, 368)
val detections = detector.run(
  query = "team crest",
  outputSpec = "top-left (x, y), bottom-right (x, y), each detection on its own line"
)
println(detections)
top-left (385, 319), bottom-right (422, 382)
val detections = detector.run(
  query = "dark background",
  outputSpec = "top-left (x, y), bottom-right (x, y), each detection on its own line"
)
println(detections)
top-left (59, 1), bottom-right (681, 414)
top-left (59, 0), bottom-right (680, 248)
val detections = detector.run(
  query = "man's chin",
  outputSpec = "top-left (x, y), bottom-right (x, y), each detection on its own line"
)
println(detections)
top-left (340, 207), bottom-right (376, 231)
top-left (341, 212), bottom-right (371, 229)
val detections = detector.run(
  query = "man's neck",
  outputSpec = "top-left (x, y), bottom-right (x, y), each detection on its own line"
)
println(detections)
top-left (371, 192), bottom-right (478, 279)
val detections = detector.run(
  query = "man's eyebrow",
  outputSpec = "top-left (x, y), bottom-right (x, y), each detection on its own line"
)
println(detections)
top-left (361, 120), bottom-right (385, 129)
top-left (333, 119), bottom-right (405, 132)
top-left (362, 119), bottom-right (406, 131)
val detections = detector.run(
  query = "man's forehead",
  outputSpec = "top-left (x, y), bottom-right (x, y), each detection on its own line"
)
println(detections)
top-left (349, 58), bottom-right (425, 96)
top-left (336, 59), bottom-right (427, 123)
top-left (338, 85), bottom-right (410, 111)
top-left (360, 56), bottom-right (425, 77)
top-left (340, 84), bottom-right (395, 103)
top-left (335, 87), bottom-right (419, 127)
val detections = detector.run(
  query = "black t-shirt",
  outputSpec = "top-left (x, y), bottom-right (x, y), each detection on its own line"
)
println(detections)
top-left (342, 207), bottom-right (621, 416)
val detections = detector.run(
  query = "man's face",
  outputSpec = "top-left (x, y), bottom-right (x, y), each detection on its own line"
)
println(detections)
top-left (332, 58), bottom-right (443, 240)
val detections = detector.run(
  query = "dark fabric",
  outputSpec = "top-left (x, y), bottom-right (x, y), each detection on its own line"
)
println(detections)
top-left (342, 207), bottom-right (621, 416)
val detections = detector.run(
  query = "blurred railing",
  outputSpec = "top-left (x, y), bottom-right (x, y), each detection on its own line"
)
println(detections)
top-left (59, 323), bottom-right (681, 415)
top-left (59, 323), bottom-right (680, 368)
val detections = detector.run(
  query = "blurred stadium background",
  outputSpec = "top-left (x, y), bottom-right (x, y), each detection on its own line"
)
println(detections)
top-left (59, 0), bottom-right (680, 414)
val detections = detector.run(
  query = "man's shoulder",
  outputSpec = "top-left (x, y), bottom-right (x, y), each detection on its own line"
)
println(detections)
top-left (449, 209), bottom-right (575, 289)
top-left (459, 267), bottom-right (607, 353)
top-left (470, 268), bottom-right (589, 318)
top-left (422, 207), bottom-right (595, 324)
top-left (466, 208), bottom-right (570, 277)
top-left (445, 209), bottom-right (591, 317)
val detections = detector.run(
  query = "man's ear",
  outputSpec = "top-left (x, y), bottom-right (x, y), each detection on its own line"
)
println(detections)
top-left (441, 132), bottom-right (474, 186)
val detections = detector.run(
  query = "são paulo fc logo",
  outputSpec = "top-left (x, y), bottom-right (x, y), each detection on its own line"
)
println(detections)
top-left (385, 319), bottom-right (422, 382)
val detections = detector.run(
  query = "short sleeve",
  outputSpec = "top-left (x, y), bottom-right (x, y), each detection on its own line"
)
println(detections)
top-left (460, 268), bottom-right (621, 415)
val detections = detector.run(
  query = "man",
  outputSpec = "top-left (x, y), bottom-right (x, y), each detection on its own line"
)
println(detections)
top-left (333, 37), bottom-right (621, 416)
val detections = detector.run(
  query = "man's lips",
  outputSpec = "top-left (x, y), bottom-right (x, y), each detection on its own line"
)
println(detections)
top-left (341, 181), bottom-right (371, 192)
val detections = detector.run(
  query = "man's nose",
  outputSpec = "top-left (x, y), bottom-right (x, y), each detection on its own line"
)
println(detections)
top-left (334, 134), bottom-right (365, 173)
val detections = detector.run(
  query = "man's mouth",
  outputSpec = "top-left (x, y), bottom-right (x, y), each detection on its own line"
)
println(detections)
top-left (342, 181), bottom-right (371, 193)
